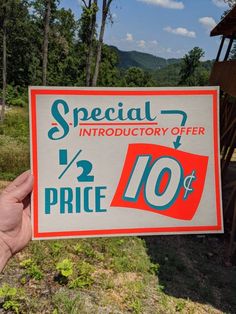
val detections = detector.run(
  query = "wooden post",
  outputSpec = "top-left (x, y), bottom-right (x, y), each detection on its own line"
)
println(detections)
top-left (224, 37), bottom-right (234, 61)
top-left (216, 36), bottom-right (225, 61)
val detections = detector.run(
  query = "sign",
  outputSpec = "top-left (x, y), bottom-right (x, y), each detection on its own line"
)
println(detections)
top-left (29, 87), bottom-right (223, 240)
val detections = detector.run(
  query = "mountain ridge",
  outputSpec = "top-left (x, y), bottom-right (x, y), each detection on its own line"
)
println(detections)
top-left (110, 46), bottom-right (180, 70)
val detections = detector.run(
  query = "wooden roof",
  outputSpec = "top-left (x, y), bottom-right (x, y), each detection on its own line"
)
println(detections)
top-left (211, 5), bottom-right (236, 37)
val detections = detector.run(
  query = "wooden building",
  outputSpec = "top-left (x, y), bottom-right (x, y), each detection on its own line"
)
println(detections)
top-left (210, 6), bottom-right (236, 97)
top-left (210, 6), bottom-right (236, 263)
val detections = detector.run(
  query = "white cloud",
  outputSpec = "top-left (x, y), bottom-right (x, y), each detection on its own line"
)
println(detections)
top-left (137, 0), bottom-right (184, 9)
top-left (212, 0), bottom-right (228, 8)
top-left (125, 33), bottom-right (134, 41)
top-left (164, 26), bottom-right (196, 38)
top-left (112, 13), bottom-right (117, 20)
top-left (137, 40), bottom-right (146, 48)
top-left (150, 40), bottom-right (158, 45)
top-left (199, 17), bottom-right (217, 31)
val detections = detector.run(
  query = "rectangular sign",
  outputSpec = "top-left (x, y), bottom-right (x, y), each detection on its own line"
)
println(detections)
top-left (29, 87), bottom-right (223, 240)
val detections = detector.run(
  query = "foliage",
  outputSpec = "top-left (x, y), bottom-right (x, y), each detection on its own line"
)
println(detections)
top-left (123, 67), bottom-right (155, 87)
top-left (78, 1), bottom-right (98, 45)
top-left (56, 258), bottom-right (74, 278)
top-left (97, 44), bottom-right (121, 86)
top-left (0, 284), bottom-right (24, 314)
top-left (0, 85), bottom-right (27, 107)
top-left (179, 47), bottom-right (205, 86)
top-left (69, 261), bottom-right (94, 288)
top-left (0, 0), bottom-right (120, 89)
top-left (20, 259), bottom-right (43, 281)
top-left (0, 0), bottom-right (212, 99)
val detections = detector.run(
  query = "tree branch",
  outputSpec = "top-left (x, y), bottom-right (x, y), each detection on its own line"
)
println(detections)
top-left (81, 0), bottom-right (89, 8)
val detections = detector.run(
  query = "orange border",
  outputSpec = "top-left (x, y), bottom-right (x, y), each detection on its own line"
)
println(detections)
top-left (30, 88), bottom-right (222, 238)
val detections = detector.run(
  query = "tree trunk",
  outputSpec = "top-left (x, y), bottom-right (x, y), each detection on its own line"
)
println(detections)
top-left (86, 0), bottom-right (97, 86)
top-left (1, 13), bottom-right (7, 122)
top-left (42, 0), bottom-right (51, 86)
top-left (92, 0), bottom-right (112, 87)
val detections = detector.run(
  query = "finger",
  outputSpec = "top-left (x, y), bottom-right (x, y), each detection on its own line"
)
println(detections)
top-left (4, 170), bottom-right (32, 193)
top-left (23, 194), bottom-right (31, 217)
top-left (24, 205), bottom-right (31, 218)
top-left (8, 173), bottom-right (34, 202)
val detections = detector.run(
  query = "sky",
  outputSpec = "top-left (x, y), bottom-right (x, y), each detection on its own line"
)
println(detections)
top-left (60, 0), bottom-right (230, 60)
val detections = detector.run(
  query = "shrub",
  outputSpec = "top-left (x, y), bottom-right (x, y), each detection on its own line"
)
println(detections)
top-left (0, 85), bottom-right (27, 108)
top-left (9, 98), bottom-right (27, 108)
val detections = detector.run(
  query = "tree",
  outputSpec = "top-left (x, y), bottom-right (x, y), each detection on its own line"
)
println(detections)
top-left (80, 0), bottom-right (98, 86)
top-left (42, 0), bottom-right (51, 85)
top-left (96, 45), bottom-right (120, 86)
top-left (47, 8), bottom-right (81, 85)
top-left (123, 67), bottom-right (155, 87)
top-left (0, 0), bottom-right (28, 120)
top-left (32, 0), bottom-right (59, 85)
top-left (0, 0), bottom-right (8, 121)
top-left (92, 0), bottom-right (113, 86)
top-left (179, 47), bottom-right (205, 86)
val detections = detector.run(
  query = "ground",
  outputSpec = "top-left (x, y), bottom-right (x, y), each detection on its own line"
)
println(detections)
top-left (0, 181), bottom-right (236, 314)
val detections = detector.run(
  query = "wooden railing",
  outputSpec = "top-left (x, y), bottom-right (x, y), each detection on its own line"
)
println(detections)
top-left (210, 60), bottom-right (236, 97)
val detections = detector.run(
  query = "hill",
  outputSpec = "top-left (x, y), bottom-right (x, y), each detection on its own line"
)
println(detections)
top-left (110, 46), bottom-right (213, 87)
top-left (110, 46), bottom-right (179, 71)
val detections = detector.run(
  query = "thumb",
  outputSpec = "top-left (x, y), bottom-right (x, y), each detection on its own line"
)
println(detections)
top-left (8, 173), bottom-right (34, 202)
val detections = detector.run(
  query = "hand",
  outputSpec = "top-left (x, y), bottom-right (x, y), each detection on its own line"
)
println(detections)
top-left (0, 171), bottom-right (34, 271)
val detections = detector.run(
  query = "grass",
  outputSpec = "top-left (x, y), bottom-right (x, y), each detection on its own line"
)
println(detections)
top-left (0, 234), bottom-right (235, 314)
top-left (0, 108), bottom-right (30, 180)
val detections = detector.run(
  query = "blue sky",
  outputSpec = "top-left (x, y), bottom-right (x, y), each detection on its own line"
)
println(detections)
top-left (60, 0), bottom-right (230, 60)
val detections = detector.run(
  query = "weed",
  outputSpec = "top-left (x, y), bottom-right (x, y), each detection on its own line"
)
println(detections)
top-left (130, 299), bottom-right (143, 314)
top-left (56, 259), bottom-right (74, 277)
top-left (55, 258), bottom-right (74, 285)
top-left (124, 280), bottom-right (146, 313)
top-left (69, 261), bottom-right (94, 289)
top-left (175, 299), bottom-right (186, 312)
top-left (73, 243), bottom-right (83, 254)
top-left (50, 241), bottom-right (63, 257)
top-left (157, 284), bottom-right (165, 292)
top-left (73, 241), bottom-right (97, 259)
top-left (20, 258), bottom-right (43, 280)
top-left (0, 284), bottom-right (24, 314)
top-left (3, 300), bottom-right (20, 313)
top-left (149, 262), bottom-right (160, 275)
